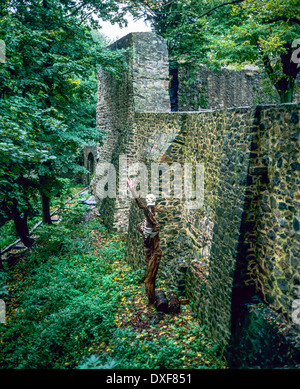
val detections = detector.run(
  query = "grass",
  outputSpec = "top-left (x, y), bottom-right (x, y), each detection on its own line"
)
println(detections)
top-left (0, 199), bottom-right (227, 369)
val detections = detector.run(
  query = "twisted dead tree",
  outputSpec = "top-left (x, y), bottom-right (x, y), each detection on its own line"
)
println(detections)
top-left (127, 178), bottom-right (165, 306)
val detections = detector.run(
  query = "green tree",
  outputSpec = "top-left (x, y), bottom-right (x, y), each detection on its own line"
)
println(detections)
top-left (0, 0), bottom-right (128, 246)
top-left (130, 0), bottom-right (210, 63)
top-left (135, 0), bottom-right (300, 103)
top-left (215, 0), bottom-right (300, 103)
top-left (0, 96), bottom-right (41, 246)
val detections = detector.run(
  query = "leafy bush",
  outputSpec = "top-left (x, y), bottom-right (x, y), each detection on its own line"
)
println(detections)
top-left (109, 328), bottom-right (185, 369)
top-left (59, 201), bottom-right (89, 227)
top-left (78, 354), bottom-right (118, 369)
top-left (0, 220), bottom-right (18, 251)
top-left (107, 325), bottom-right (222, 369)
top-left (0, 203), bottom-right (226, 370)
top-left (0, 208), bottom-right (125, 368)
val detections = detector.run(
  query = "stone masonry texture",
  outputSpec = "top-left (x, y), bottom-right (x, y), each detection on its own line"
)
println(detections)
top-left (92, 32), bottom-right (300, 358)
top-left (177, 64), bottom-right (300, 111)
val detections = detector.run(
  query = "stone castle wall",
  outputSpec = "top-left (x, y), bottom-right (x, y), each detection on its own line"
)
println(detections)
top-left (92, 32), bottom-right (300, 361)
top-left (122, 106), bottom-right (300, 351)
top-left (177, 64), bottom-right (300, 111)
top-left (93, 32), bottom-right (170, 230)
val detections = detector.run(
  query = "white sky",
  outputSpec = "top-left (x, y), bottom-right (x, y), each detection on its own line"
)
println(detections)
top-left (99, 14), bottom-right (152, 42)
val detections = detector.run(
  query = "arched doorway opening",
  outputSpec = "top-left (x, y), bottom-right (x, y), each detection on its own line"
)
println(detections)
top-left (87, 152), bottom-right (95, 184)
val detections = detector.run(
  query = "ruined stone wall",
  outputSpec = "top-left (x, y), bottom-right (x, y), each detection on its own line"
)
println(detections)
top-left (124, 108), bottom-right (255, 348)
top-left (193, 104), bottom-right (299, 348)
top-left (123, 104), bottom-right (300, 351)
top-left (93, 33), bottom-right (299, 357)
top-left (125, 113), bottom-right (190, 291)
top-left (178, 64), bottom-right (300, 111)
top-left (249, 106), bottom-right (300, 316)
top-left (93, 32), bottom-right (170, 230)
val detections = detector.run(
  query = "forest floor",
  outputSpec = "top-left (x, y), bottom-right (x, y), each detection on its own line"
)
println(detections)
top-left (0, 195), bottom-right (227, 369)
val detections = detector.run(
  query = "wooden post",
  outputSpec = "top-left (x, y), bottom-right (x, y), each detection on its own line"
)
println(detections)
top-left (167, 291), bottom-right (181, 313)
top-left (155, 290), bottom-right (169, 313)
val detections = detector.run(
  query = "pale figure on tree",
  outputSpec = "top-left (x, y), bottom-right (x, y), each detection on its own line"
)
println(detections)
top-left (127, 178), bottom-right (165, 305)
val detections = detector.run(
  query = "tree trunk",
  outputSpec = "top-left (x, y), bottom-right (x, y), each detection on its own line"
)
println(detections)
top-left (10, 203), bottom-right (34, 248)
top-left (278, 85), bottom-right (294, 103)
top-left (144, 241), bottom-right (162, 305)
top-left (155, 290), bottom-right (169, 313)
top-left (167, 291), bottom-right (181, 314)
top-left (41, 192), bottom-right (52, 225)
top-left (145, 261), bottom-right (159, 305)
top-left (277, 45), bottom-right (298, 103)
top-left (262, 46), bottom-right (298, 104)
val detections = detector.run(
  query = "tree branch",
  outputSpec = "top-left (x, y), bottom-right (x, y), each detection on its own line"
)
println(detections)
top-left (197, 0), bottom-right (246, 19)
top-left (261, 53), bottom-right (275, 80)
top-left (66, 0), bottom-right (89, 18)
top-left (267, 16), bottom-right (300, 26)
top-left (140, 0), bottom-right (246, 21)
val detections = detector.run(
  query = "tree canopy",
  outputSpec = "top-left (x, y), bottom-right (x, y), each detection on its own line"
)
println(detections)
top-left (135, 0), bottom-right (300, 102)
top-left (1, 0), bottom-right (299, 246)
top-left (0, 0), bottom-right (129, 246)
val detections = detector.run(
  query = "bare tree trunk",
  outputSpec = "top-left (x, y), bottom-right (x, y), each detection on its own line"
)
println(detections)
top-left (145, 257), bottom-right (160, 305)
top-left (10, 203), bottom-right (34, 248)
top-left (155, 290), bottom-right (169, 313)
top-left (144, 236), bottom-right (162, 305)
top-left (41, 192), bottom-right (52, 225)
top-left (167, 291), bottom-right (181, 313)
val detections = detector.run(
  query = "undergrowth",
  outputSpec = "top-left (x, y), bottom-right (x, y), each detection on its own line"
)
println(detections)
top-left (0, 201), bottom-right (226, 369)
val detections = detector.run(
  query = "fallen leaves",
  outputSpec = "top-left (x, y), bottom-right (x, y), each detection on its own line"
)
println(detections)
top-left (1, 210), bottom-right (226, 369)
top-left (91, 233), bottom-right (226, 368)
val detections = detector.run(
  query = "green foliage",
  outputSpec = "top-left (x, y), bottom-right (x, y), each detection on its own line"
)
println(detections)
top-left (78, 354), bottom-right (118, 369)
top-left (137, 0), bottom-right (300, 102)
top-left (59, 201), bottom-right (89, 226)
top-left (0, 203), bottom-right (225, 369)
top-left (101, 239), bottom-right (128, 264)
top-left (108, 326), bottom-right (221, 369)
top-left (211, 0), bottom-right (300, 102)
top-left (0, 269), bottom-right (10, 299)
top-left (0, 206), bottom-right (126, 368)
top-left (0, 220), bottom-right (19, 250)
top-left (0, 0), bottom-right (129, 242)
top-left (136, 0), bottom-right (211, 63)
